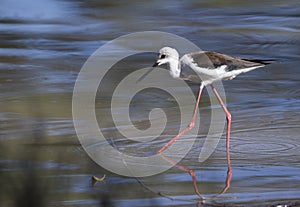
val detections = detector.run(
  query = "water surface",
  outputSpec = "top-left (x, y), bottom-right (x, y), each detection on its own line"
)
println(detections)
top-left (1, 0), bottom-right (300, 206)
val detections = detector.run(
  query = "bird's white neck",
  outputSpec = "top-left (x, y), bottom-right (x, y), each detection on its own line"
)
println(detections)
top-left (168, 59), bottom-right (181, 79)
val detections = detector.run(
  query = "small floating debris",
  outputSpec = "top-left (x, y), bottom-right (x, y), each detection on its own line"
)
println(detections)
top-left (92, 174), bottom-right (106, 186)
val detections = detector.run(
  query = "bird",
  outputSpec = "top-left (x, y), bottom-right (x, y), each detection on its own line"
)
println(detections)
top-left (139, 47), bottom-right (272, 154)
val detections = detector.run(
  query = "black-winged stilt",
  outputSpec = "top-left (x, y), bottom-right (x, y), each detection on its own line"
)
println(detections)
top-left (141, 47), bottom-right (272, 154)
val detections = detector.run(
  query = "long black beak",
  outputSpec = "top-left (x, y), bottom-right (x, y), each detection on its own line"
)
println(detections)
top-left (152, 61), bottom-right (159, 67)
top-left (136, 61), bottom-right (158, 83)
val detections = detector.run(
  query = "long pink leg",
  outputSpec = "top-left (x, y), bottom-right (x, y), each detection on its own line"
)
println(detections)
top-left (210, 84), bottom-right (232, 193)
top-left (210, 84), bottom-right (231, 153)
top-left (157, 84), bottom-right (204, 154)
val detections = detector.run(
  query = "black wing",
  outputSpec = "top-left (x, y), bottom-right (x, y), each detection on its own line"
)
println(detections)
top-left (188, 51), bottom-right (270, 71)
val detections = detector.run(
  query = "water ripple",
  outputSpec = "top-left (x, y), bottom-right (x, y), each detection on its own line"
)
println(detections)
top-left (231, 141), bottom-right (297, 156)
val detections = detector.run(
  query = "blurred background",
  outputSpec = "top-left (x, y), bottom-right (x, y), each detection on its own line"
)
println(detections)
top-left (0, 0), bottom-right (299, 206)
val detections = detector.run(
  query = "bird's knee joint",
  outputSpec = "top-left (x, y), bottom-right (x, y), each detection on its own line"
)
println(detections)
top-left (226, 113), bottom-right (232, 121)
top-left (188, 123), bottom-right (194, 129)
top-left (188, 170), bottom-right (195, 177)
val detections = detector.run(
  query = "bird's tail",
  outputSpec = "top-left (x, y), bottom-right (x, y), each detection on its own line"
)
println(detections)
top-left (241, 58), bottom-right (276, 65)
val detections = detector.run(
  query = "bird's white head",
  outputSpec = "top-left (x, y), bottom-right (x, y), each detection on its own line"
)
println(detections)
top-left (137, 47), bottom-right (180, 83)
top-left (153, 47), bottom-right (180, 67)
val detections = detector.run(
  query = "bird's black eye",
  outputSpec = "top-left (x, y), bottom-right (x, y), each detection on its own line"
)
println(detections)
top-left (160, 54), bottom-right (166, 59)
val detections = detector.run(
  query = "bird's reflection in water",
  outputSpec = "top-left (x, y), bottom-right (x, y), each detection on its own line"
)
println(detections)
top-left (159, 144), bottom-right (232, 207)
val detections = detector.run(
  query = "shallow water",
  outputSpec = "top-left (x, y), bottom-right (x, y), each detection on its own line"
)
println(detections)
top-left (1, 0), bottom-right (300, 206)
